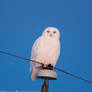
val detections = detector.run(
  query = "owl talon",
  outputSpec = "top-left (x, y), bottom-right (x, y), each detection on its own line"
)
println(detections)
top-left (42, 64), bottom-right (53, 70)
top-left (47, 64), bottom-right (53, 70)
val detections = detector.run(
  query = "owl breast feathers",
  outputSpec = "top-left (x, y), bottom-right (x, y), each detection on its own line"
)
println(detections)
top-left (30, 27), bottom-right (60, 80)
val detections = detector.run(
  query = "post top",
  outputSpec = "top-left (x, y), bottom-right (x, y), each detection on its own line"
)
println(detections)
top-left (36, 69), bottom-right (57, 80)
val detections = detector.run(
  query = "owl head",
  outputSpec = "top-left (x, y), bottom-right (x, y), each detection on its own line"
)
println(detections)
top-left (42, 27), bottom-right (60, 39)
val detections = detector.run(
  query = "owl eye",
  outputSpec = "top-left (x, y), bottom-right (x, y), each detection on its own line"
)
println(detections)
top-left (47, 30), bottom-right (50, 33)
top-left (53, 31), bottom-right (56, 34)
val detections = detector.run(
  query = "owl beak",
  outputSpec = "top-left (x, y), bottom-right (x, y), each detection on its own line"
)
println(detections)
top-left (50, 34), bottom-right (53, 37)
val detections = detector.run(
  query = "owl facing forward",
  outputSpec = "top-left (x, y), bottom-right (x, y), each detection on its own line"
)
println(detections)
top-left (30, 27), bottom-right (60, 80)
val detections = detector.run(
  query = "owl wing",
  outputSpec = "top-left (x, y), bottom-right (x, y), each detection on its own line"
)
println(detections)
top-left (30, 37), bottom-right (42, 80)
top-left (31, 35), bottom-right (43, 59)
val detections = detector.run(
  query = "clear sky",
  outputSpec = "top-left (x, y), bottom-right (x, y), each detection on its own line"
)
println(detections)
top-left (0, 0), bottom-right (92, 92)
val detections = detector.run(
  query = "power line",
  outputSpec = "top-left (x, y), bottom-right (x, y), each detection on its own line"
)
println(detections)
top-left (0, 50), bottom-right (92, 84)
top-left (54, 67), bottom-right (92, 84)
top-left (0, 50), bottom-right (42, 64)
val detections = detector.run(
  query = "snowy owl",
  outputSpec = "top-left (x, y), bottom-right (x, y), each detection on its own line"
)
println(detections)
top-left (30, 27), bottom-right (60, 80)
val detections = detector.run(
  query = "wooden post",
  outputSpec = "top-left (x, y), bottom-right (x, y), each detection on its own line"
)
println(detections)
top-left (41, 78), bottom-right (49, 92)
top-left (36, 69), bottom-right (57, 92)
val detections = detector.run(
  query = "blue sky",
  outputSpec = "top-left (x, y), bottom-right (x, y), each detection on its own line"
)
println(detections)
top-left (0, 0), bottom-right (92, 92)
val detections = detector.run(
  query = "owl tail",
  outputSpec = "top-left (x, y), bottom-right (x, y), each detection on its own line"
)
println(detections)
top-left (31, 63), bottom-right (42, 80)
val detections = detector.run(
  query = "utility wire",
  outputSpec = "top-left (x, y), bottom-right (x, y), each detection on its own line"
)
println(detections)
top-left (0, 50), bottom-right (92, 84)
top-left (0, 50), bottom-right (42, 64)
top-left (54, 67), bottom-right (92, 84)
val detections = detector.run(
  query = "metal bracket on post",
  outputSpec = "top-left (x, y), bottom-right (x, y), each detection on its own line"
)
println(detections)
top-left (36, 69), bottom-right (57, 92)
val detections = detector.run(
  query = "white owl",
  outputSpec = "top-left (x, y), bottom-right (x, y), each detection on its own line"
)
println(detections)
top-left (30, 27), bottom-right (60, 80)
